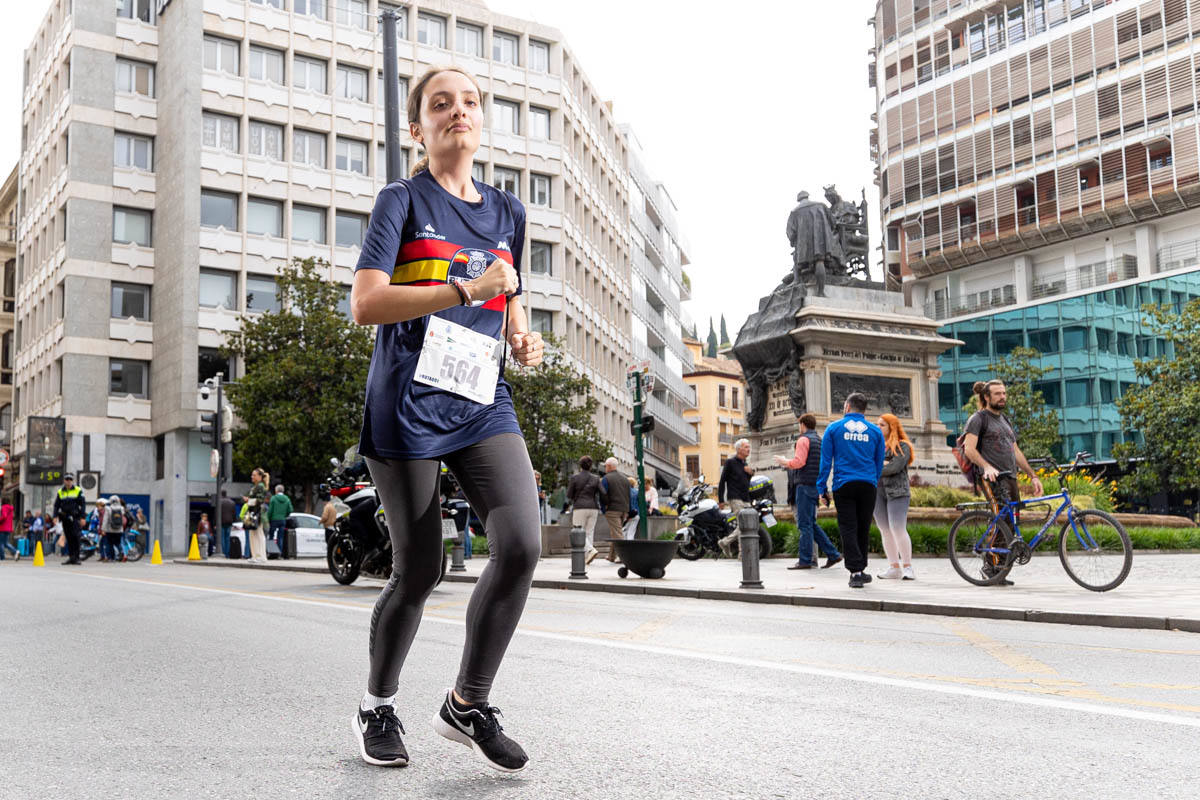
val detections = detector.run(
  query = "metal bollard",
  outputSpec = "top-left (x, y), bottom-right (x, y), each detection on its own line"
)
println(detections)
top-left (568, 525), bottom-right (588, 579)
top-left (737, 508), bottom-right (764, 589)
top-left (450, 530), bottom-right (467, 572)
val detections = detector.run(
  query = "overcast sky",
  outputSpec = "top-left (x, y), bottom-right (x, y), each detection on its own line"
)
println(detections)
top-left (0, 0), bottom-right (879, 345)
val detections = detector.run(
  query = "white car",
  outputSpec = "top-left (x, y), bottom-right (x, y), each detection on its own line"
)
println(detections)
top-left (229, 513), bottom-right (328, 559)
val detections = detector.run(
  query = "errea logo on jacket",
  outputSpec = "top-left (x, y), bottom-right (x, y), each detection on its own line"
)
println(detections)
top-left (843, 419), bottom-right (871, 442)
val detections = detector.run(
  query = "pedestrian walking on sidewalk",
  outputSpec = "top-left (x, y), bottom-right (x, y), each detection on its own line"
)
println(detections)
top-left (267, 485), bottom-right (293, 555)
top-left (599, 458), bottom-right (631, 562)
top-left (565, 456), bottom-right (601, 564)
top-left (644, 477), bottom-right (660, 516)
top-left (243, 469), bottom-right (270, 564)
top-left (29, 512), bottom-right (44, 553)
top-left (196, 513), bottom-right (213, 559)
top-left (874, 413), bottom-right (915, 581)
top-left (219, 491), bottom-right (236, 558)
top-left (0, 500), bottom-right (19, 561)
top-left (104, 496), bottom-right (127, 562)
top-left (817, 393), bottom-right (885, 588)
top-left (775, 414), bottom-right (841, 570)
top-left (347, 65), bottom-right (545, 772)
top-left (718, 439), bottom-right (755, 556)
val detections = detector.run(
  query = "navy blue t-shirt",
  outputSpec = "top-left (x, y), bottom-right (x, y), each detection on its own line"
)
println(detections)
top-left (355, 170), bottom-right (526, 459)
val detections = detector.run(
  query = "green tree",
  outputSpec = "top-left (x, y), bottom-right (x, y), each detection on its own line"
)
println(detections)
top-left (222, 258), bottom-right (373, 509)
top-left (706, 318), bottom-right (718, 358)
top-left (505, 334), bottom-right (614, 492)
top-left (719, 314), bottom-right (730, 347)
top-left (963, 346), bottom-right (1061, 459)
top-left (1113, 299), bottom-right (1200, 497)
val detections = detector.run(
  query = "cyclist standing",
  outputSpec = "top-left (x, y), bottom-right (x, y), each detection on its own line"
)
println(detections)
top-left (962, 380), bottom-right (1043, 586)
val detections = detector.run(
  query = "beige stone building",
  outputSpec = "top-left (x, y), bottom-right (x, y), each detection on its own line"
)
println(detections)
top-left (1, 165), bottom-right (16, 500)
top-left (679, 337), bottom-right (746, 486)
top-left (14, 0), bottom-right (699, 548)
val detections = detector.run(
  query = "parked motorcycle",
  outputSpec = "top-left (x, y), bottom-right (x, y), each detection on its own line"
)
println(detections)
top-left (672, 476), bottom-right (774, 561)
top-left (322, 447), bottom-right (469, 586)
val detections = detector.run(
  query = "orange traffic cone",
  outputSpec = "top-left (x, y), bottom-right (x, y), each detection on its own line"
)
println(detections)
top-left (32, 541), bottom-right (45, 567)
top-left (150, 539), bottom-right (163, 565)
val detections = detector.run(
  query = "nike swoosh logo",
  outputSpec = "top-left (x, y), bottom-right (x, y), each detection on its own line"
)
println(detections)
top-left (358, 716), bottom-right (369, 734)
top-left (450, 710), bottom-right (474, 737)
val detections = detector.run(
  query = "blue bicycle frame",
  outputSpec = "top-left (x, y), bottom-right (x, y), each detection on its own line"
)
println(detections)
top-left (974, 488), bottom-right (1100, 558)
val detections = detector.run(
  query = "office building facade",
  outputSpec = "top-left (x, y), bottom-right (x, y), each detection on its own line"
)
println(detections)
top-left (872, 0), bottom-right (1200, 457)
top-left (15, 0), bottom-right (685, 548)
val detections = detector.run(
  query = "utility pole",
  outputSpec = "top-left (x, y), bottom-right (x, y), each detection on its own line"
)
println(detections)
top-left (380, 9), bottom-right (404, 183)
top-left (627, 364), bottom-right (656, 540)
top-left (201, 373), bottom-right (233, 531)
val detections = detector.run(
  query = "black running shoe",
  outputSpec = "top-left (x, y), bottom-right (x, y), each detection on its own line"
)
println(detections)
top-left (848, 572), bottom-right (864, 588)
top-left (861, 572), bottom-right (873, 584)
top-left (351, 704), bottom-right (408, 767)
top-left (433, 689), bottom-right (528, 773)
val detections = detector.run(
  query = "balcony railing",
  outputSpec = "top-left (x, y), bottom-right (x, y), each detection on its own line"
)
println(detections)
top-left (1156, 237), bottom-right (1200, 274)
top-left (1031, 255), bottom-right (1138, 301)
top-left (925, 285), bottom-right (1017, 321)
top-left (632, 340), bottom-right (693, 403)
top-left (647, 393), bottom-right (698, 446)
top-left (718, 433), bottom-right (733, 445)
top-left (0, 225), bottom-right (15, 246)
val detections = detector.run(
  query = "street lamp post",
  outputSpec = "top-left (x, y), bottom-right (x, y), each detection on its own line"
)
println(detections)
top-left (626, 364), bottom-right (656, 540)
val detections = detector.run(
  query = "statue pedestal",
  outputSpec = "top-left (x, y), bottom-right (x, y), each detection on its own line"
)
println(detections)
top-left (744, 285), bottom-right (963, 493)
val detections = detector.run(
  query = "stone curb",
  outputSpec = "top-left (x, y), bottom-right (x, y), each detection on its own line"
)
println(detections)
top-left (172, 559), bottom-right (1200, 633)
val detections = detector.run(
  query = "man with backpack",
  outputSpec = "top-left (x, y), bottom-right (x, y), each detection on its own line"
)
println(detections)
top-left (960, 380), bottom-right (1043, 586)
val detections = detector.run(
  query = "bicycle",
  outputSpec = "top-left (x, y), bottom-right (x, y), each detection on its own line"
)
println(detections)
top-left (947, 452), bottom-right (1132, 592)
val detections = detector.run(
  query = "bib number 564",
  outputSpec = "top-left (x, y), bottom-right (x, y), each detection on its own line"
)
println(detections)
top-left (441, 354), bottom-right (481, 389)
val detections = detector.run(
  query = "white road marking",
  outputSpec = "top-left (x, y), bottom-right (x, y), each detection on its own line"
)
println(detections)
top-left (63, 571), bottom-right (1200, 730)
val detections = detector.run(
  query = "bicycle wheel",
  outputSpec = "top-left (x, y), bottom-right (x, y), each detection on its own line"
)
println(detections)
top-left (947, 510), bottom-right (1014, 586)
top-left (1058, 509), bottom-right (1132, 592)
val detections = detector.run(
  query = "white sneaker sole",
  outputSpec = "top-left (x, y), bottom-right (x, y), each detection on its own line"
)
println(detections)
top-left (432, 711), bottom-right (527, 773)
top-left (350, 713), bottom-right (408, 767)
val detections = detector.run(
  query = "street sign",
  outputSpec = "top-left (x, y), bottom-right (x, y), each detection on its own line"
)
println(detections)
top-left (0, 449), bottom-right (9, 467)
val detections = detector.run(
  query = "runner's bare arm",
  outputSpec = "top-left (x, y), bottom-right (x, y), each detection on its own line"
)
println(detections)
top-left (505, 298), bottom-right (544, 367)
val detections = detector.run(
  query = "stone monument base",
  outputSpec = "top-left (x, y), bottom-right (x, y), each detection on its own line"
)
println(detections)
top-left (744, 285), bottom-right (963, 495)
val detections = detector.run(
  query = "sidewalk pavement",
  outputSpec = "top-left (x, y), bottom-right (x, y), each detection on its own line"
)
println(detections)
top-left (174, 551), bottom-right (1200, 633)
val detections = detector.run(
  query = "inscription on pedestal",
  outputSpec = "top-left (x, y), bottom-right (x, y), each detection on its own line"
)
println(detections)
top-left (767, 381), bottom-right (795, 426)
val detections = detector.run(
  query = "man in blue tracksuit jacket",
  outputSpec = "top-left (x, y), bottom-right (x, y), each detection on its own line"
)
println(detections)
top-left (816, 392), bottom-right (885, 588)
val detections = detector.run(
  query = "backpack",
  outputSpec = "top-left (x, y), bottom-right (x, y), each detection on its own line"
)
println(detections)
top-left (952, 411), bottom-right (990, 483)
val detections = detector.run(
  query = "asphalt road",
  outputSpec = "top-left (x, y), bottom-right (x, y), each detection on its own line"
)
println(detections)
top-left (2, 561), bottom-right (1198, 799)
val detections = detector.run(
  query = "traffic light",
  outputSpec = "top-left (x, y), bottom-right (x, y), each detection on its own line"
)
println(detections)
top-left (629, 415), bottom-right (656, 436)
top-left (200, 411), bottom-right (218, 445)
top-left (220, 404), bottom-right (233, 443)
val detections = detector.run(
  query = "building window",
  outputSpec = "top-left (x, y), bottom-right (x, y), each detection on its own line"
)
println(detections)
top-left (457, 21), bottom-right (483, 57)
top-left (493, 30), bottom-right (519, 65)
top-left (113, 207), bottom-right (151, 246)
top-left (1065, 378), bottom-right (1093, 406)
top-left (530, 241), bottom-right (551, 274)
top-left (718, 384), bottom-right (727, 407)
top-left (295, 0), bottom-right (326, 20)
top-left (110, 359), bottom-right (149, 398)
top-left (335, 0), bottom-right (368, 29)
top-left (293, 54), bottom-right (327, 93)
top-left (1149, 146), bottom-right (1173, 171)
top-left (200, 190), bottom-right (239, 230)
top-left (115, 59), bottom-right (154, 96)
top-left (685, 455), bottom-right (700, 479)
top-left (199, 270), bottom-right (237, 309)
top-left (530, 309), bottom-right (552, 333)
top-left (246, 197), bottom-right (283, 237)
top-left (529, 106), bottom-right (550, 139)
top-left (155, 434), bottom-right (164, 479)
top-left (732, 386), bottom-right (739, 410)
top-left (335, 211), bottom-right (368, 247)
top-left (249, 45), bottom-right (285, 84)
top-left (116, 0), bottom-right (153, 22)
top-left (335, 137), bottom-right (368, 174)
top-left (203, 35), bottom-right (240, 75)
top-left (417, 13), bottom-right (446, 47)
top-left (1028, 328), bottom-right (1059, 353)
top-left (377, 72), bottom-right (408, 108)
top-left (292, 204), bottom-right (327, 243)
top-left (251, 0), bottom-right (285, 7)
top-left (492, 166), bottom-right (519, 196)
top-left (493, 99), bottom-right (520, 135)
top-left (199, 347), bottom-right (230, 383)
top-left (336, 64), bottom-right (369, 101)
top-left (376, 143), bottom-right (408, 179)
top-left (529, 39), bottom-right (549, 72)
top-left (248, 120), bottom-right (284, 160)
top-left (113, 132), bottom-right (153, 171)
top-left (293, 129), bottom-right (327, 168)
top-left (202, 112), bottom-right (239, 153)
top-left (472, 162), bottom-right (485, 182)
top-left (111, 282), bottom-right (150, 320)
top-left (246, 276), bottom-right (280, 313)
top-left (530, 173), bottom-right (551, 206)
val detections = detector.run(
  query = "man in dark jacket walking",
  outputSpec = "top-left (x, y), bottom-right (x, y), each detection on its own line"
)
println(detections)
top-left (717, 439), bottom-right (755, 557)
top-left (817, 393), bottom-right (885, 588)
top-left (219, 490), bottom-right (236, 558)
top-left (776, 414), bottom-right (842, 569)
top-left (53, 474), bottom-right (87, 565)
top-left (565, 456), bottom-right (602, 564)
top-left (598, 458), bottom-right (630, 562)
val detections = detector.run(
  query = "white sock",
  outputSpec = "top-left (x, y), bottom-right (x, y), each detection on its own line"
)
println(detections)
top-left (361, 692), bottom-right (396, 712)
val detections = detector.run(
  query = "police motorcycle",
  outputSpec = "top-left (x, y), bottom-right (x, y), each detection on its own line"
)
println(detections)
top-left (672, 475), bottom-right (774, 561)
top-left (322, 447), bottom-right (470, 586)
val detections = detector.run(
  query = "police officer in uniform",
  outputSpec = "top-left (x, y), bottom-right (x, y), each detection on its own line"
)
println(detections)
top-left (53, 473), bottom-right (86, 565)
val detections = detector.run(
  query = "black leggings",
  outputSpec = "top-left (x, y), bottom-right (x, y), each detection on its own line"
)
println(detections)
top-left (364, 433), bottom-right (541, 703)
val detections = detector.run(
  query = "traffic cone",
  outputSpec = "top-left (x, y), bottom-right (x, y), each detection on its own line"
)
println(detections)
top-left (187, 534), bottom-right (201, 561)
top-left (32, 541), bottom-right (45, 567)
top-left (150, 540), bottom-right (163, 565)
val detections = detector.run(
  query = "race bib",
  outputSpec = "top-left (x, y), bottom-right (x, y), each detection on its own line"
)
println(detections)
top-left (414, 316), bottom-right (501, 405)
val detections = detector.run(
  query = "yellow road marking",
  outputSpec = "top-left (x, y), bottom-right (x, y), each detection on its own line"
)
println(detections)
top-left (944, 620), bottom-right (1059, 676)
